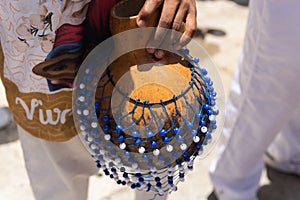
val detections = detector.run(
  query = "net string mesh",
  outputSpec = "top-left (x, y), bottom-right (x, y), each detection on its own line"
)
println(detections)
top-left (73, 27), bottom-right (224, 199)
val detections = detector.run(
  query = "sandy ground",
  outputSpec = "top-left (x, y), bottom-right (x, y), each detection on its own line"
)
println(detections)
top-left (0, 1), bottom-right (299, 200)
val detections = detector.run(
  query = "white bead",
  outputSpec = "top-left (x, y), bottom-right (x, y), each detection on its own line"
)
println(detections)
top-left (82, 131), bottom-right (88, 136)
top-left (104, 134), bottom-right (111, 140)
top-left (80, 125), bottom-right (86, 131)
top-left (150, 166), bottom-right (157, 172)
top-left (153, 149), bottom-right (160, 156)
top-left (180, 143), bottom-right (187, 151)
top-left (90, 144), bottom-right (97, 149)
top-left (115, 157), bottom-right (121, 164)
top-left (91, 122), bottom-right (97, 128)
top-left (83, 109), bottom-right (89, 116)
top-left (139, 147), bottom-right (145, 154)
top-left (87, 136), bottom-right (93, 142)
top-left (79, 83), bottom-right (85, 89)
top-left (166, 145), bottom-right (173, 152)
top-left (119, 143), bottom-right (126, 149)
top-left (100, 149), bottom-right (106, 155)
top-left (77, 109), bottom-right (82, 115)
top-left (85, 69), bottom-right (90, 74)
top-left (201, 126), bottom-right (207, 133)
top-left (212, 106), bottom-right (218, 112)
top-left (78, 96), bottom-right (85, 102)
top-left (193, 136), bottom-right (200, 143)
top-left (209, 115), bottom-right (215, 121)
top-left (100, 160), bottom-right (105, 165)
top-left (132, 163), bottom-right (138, 169)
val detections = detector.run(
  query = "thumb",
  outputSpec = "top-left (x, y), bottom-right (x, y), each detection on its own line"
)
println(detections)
top-left (137, 0), bottom-right (163, 27)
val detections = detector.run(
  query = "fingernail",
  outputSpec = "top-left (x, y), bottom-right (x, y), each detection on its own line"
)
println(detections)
top-left (155, 50), bottom-right (164, 59)
top-left (146, 48), bottom-right (155, 54)
top-left (137, 20), bottom-right (145, 27)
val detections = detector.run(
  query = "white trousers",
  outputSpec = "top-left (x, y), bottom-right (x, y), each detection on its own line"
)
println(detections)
top-left (18, 126), bottom-right (168, 200)
top-left (209, 0), bottom-right (300, 200)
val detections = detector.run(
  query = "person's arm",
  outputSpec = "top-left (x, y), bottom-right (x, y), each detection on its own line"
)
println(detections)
top-left (137, 0), bottom-right (197, 58)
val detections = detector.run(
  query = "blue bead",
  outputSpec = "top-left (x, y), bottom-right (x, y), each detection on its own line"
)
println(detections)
top-left (120, 167), bottom-right (125, 172)
top-left (168, 180), bottom-right (173, 185)
top-left (179, 173), bottom-right (184, 178)
top-left (185, 156), bottom-right (190, 162)
top-left (111, 150), bottom-right (116, 156)
top-left (118, 135), bottom-right (124, 142)
top-left (183, 152), bottom-right (188, 158)
top-left (177, 135), bottom-right (183, 141)
top-left (122, 181), bottom-right (126, 185)
top-left (199, 120), bottom-right (205, 126)
top-left (173, 127), bottom-right (180, 134)
top-left (204, 104), bottom-right (210, 110)
top-left (132, 131), bottom-right (139, 137)
top-left (135, 138), bottom-right (141, 145)
top-left (191, 129), bottom-right (198, 136)
top-left (211, 120), bottom-right (217, 124)
top-left (160, 129), bottom-right (166, 136)
top-left (131, 184), bottom-right (136, 189)
top-left (139, 177), bottom-right (144, 182)
top-left (109, 174), bottom-right (114, 179)
top-left (95, 102), bottom-right (100, 109)
top-left (214, 110), bottom-right (219, 115)
top-left (196, 143), bottom-right (203, 150)
top-left (147, 131), bottom-right (154, 137)
top-left (172, 152), bottom-right (178, 158)
top-left (102, 115), bottom-right (109, 122)
top-left (176, 159), bottom-right (182, 165)
top-left (193, 57), bottom-right (200, 63)
top-left (183, 48), bottom-right (189, 54)
top-left (97, 163), bottom-right (101, 168)
top-left (188, 166), bottom-right (193, 170)
top-left (117, 180), bottom-right (122, 184)
top-left (187, 122), bottom-right (193, 128)
top-left (212, 91), bottom-right (217, 97)
top-left (103, 124), bottom-right (109, 131)
top-left (158, 155), bottom-right (165, 161)
top-left (124, 151), bottom-right (130, 156)
top-left (210, 100), bottom-right (216, 106)
top-left (156, 182), bottom-right (162, 187)
top-left (212, 124), bottom-right (217, 129)
top-left (206, 132), bottom-right (212, 139)
top-left (116, 125), bottom-right (122, 132)
top-left (196, 113), bottom-right (203, 119)
top-left (207, 110), bottom-right (213, 115)
top-left (163, 137), bottom-right (169, 143)
top-left (143, 155), bottom-right (148, 160)
top-left (201, 68), bottom-right (208, 75)
top-left (135, 173), bottom-right (142, 177)
top-left (208, 80), bottom-right (214, 86)
top-left (104, 169), bottom-right (109, 175)
top-left (123, 172), bottom-right (128, 178)
top-left (151, 141), bottom-right (157, 148)
top-left (136, 182), bottom-right (141, 188)
top-left (205, 77), bottom-right (211, 83)
top-left (155, 177), bottom-right (161, 182)
top-left (111, 167), bottom-right (116, 172)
